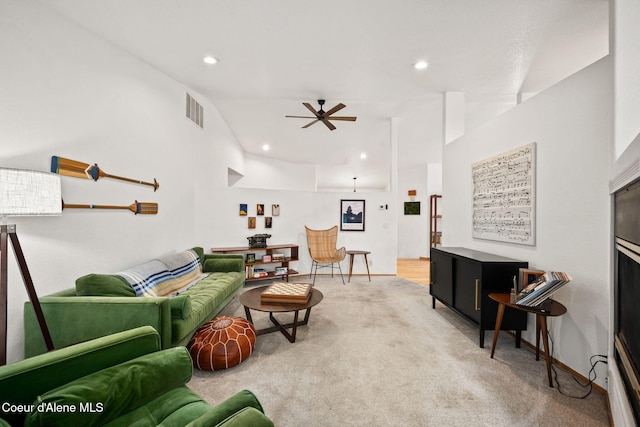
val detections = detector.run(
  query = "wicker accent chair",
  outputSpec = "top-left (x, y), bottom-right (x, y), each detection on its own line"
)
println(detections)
top-left (305, 225), bottom-right (347, 285)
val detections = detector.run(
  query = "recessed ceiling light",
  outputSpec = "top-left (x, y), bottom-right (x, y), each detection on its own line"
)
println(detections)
top-left (414, 60), bottom-right (428, 70)
top-left (203, 56), bottom-right (219, 65)
top-left (262, 144), bottom-right (270, 151)
top-left (360, 153), bottom-right (367, 159)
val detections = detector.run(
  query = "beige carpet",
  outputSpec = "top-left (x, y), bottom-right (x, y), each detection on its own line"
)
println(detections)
top-left (188, 276), bottom-right (609, 426)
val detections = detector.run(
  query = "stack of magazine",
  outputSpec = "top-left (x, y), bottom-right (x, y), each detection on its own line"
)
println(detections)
top-left (515, 269), bottom-right (572, 307)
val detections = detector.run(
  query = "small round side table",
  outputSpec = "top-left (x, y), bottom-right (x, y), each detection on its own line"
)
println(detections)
top-left (346, 250), bottom-right (371, 282)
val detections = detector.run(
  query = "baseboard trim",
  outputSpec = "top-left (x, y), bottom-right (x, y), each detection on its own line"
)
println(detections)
top-left (505, 331), bottom-right (607, 395)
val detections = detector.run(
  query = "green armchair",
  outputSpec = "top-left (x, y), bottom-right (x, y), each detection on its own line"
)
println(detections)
top-left (0, 326), bottom-right (273, 426)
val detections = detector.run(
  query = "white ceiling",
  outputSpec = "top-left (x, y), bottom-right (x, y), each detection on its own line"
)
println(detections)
top-left (37, 0), bottom-right (609, 191)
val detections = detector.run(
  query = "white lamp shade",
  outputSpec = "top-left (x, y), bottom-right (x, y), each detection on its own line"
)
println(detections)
top-left (0, 168), bottom-right (62, 216)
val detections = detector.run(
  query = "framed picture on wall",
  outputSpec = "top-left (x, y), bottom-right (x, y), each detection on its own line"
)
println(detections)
top-left (340, 199), bottom-right (365, 231)
top-left (404, 202), bottom-right (421, 215)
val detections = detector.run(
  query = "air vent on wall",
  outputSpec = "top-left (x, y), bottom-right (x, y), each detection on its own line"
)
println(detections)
top-left (186, 93), bottom-right (204, 128)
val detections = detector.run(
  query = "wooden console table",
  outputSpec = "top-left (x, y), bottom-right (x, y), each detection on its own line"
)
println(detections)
top-left (489, 293), bottom-right (567, 387)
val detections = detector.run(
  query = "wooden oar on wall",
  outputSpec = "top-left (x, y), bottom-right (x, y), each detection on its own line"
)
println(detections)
top-left (51, 156), bottom-right (159, 191)
top-left (62, 200), bottom-right (158, 215)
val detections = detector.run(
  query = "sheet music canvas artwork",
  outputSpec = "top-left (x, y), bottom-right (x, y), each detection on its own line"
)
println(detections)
top-left (472, 142), bottom-right (536, 246)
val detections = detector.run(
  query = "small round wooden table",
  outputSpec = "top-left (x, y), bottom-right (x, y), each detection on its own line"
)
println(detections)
top-left (489, 293), bottom-right (567, 387)
top-left (346, 250), bottom-right (371, 282)
top-left (239, 286), bottom-right (323, 343)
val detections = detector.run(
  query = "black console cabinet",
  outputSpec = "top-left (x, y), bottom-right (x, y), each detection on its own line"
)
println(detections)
top-left (430, 247), bottom-right (528, 348)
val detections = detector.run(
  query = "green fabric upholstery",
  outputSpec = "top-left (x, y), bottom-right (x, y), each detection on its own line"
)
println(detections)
top-left (1, 328), bottom-right (272, 427)
top-left (24, 248), bottom-right (245, 356)
top-left (25, 347), bottom-right (193, 427)
top-left (75, 274), bottom-right (136, 297)
top-left (0, 326), bottom-right (160, 426)
top-left (170, 295), bottom-right (192, 319)
top-left (202, 255), bottom-right (244, 273)
top-left (104, 387), bottom-right (212, 427)
top-left (184, 391), bottom-right (274, 427)
top-left (212, 407), bottom-right (275, 427)
top-left (24, 294), bottom-right (172, 357)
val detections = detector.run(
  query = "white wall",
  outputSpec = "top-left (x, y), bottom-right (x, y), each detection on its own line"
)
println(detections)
top-left (442, 57), bottom-right (612, 388)
top-left (195, 186), bottom-right (397, 276)
top-left (232, 153), bottom-right (315, 191)
top-left (613, 0), bottom-right (640, 159)
top-left (0, 1), bottom-right (243, 362)
top-left (397, 165), bottom-right (428, 257)
top-left (395, 101), bottom-right (444, 258)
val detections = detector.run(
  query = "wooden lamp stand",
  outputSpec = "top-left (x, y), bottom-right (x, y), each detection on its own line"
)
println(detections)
top-left (1, 224), bottom-right (54, 365)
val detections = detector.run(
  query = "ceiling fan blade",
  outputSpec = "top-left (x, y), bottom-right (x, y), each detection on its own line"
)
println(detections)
top-left (321, 119), bottom-right (336, 131)
top-left (303, 103), bottom-right (321, 118)
top-left (323, 103), bottom-right (346, 117)
top-left (286, 115), bottom-right (317, 119)
top-left (302, 119), bottom-right (320, 128)
top-left (326, 116), bottom-right (357, 121)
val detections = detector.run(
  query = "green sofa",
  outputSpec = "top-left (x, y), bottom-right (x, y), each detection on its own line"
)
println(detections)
top-left (0, 326), bottom-right (273, 427)
top-left (24, 247), bottom-right (245, 357)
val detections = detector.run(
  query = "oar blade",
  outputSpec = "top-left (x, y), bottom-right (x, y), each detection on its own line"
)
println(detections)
top-left (132, 201), bottom-right (158, 215)
top-left (51, 156), bottom-right (98, 180)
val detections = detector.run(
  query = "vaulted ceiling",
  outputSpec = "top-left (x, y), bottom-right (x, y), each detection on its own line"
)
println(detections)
top-left (38, 0), bottom-right (609, 191)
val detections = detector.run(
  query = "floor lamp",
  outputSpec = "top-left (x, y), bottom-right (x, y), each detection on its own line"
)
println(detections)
top-left (0, 167), bottom-right (62, 365)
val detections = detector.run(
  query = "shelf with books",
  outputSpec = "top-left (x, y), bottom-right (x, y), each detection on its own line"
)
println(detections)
top-left (211, 244), bottom-right (299, 283)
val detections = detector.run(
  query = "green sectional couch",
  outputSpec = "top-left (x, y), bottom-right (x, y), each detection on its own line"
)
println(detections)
top-left (0, 326), bottom-right (273, 426)
top-left (24, 247), bottom-right (245, 357)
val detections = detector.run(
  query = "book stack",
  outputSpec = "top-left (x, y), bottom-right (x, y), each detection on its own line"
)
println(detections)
top-left (516, 271), bottom-right (572, 307)
top-left (253, 268), bottom-right (269, 278)
top-left (274, 267), bottom-right (288, 276)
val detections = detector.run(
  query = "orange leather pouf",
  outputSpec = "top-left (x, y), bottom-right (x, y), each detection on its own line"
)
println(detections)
top-left (188, 316), bottom-right (256, 370)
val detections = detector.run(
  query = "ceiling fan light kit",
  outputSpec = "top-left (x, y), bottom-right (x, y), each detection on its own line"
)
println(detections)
top-left (286, 99), bottom-right (357, 131)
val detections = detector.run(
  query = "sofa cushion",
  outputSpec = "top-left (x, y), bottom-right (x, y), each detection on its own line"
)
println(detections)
top-left (172, 272), bottom-right (245, 343)
top-left (117, 260), bottom-right (174, 297)
top-left (170, 295), bottom-right (192, 319)
top-left (203, 258), bottom-right (242, 273)
top-left (75, 274), bottom-right (136, 297)
top-left (191, 247), bottom-right (205, 265)
top-left (101, 386), bottom-right (213, 427)
top-left (183, 391), bottom-right (272, 427)
top-left (24, 347), bottom-right (193, 427)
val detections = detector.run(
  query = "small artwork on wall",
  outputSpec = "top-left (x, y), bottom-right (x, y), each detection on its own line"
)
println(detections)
top-left (256, 204), bottom-right (264, 216)
top-left (248, 217), bottom-right (256, 229)
top-left (404, 202), bottom-right (421, 215)
top-left (340, 199), bottom-right (365, 231)
top-left (239, 204), bottom-right (247, 216)
top-left (272, 204), bottom-right (280, 216)
top-left (265, 217), bottom-right (272, 228)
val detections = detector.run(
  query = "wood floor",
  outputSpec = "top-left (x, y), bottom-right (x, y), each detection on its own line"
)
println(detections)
top-left (396, 258), bottom-right (430, 286)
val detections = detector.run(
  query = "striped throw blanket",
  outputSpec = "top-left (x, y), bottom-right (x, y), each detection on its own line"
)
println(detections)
top-left (118, 250), bottom-right (206, 297)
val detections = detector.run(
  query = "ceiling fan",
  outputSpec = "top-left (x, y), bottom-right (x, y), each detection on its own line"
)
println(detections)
top-left (286, 99), bottom-right (357, 131)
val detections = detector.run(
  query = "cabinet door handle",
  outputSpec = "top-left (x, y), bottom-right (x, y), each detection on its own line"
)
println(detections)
top-left (475, 279), bottom-right (480, 311)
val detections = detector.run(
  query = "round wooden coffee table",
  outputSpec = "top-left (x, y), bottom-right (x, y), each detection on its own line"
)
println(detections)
top-left (239, 286), bottom-right (323, 343)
